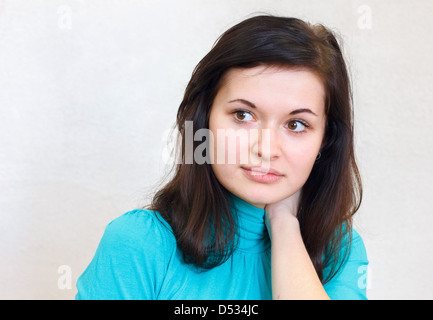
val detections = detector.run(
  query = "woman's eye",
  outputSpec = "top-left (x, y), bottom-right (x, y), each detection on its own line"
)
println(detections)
top-left (234, 111), bottom-right (254, 121)
top-left (287, 120), bottom-right (307, 132)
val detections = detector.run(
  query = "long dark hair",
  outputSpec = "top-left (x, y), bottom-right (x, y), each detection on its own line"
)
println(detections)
top-left (148, 15), bottom-right (362, 283)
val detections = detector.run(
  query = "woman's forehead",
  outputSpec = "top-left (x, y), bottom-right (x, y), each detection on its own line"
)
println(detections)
top-left (214, 65), bottom-right (326, 117)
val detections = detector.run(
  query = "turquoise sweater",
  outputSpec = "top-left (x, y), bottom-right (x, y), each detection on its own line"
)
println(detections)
top-left (76, 195), bottom-right (368, 299)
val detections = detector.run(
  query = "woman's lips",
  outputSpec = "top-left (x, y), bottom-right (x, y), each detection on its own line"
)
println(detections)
top-left (241, 166), bottom-right (283, 184)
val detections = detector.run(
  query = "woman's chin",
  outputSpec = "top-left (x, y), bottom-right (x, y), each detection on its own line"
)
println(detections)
top-left (233, 189), bottom-right (289, 209)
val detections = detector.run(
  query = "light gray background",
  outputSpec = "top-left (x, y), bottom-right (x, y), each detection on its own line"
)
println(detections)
top-left (1, 0), bottom-right (432, 300)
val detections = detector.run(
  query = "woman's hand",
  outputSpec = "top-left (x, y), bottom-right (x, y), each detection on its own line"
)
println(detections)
top-left (264, 189), bottom-right (302, 240)
top-left (264, 188), bottom-right (330, 300)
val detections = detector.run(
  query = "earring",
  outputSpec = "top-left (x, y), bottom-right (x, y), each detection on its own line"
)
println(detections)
top-left (315, 152), bottom-right (321, 161)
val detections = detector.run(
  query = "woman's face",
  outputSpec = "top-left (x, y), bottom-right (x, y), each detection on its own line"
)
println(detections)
top-left (208, 65), bottom-right (327, 208)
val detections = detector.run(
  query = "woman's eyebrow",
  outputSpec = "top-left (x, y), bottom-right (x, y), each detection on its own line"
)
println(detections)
top-left (229, 99), bottom-right (257, 109)
top-left (228, 99), bottom-right (318, 116)
top-left (289, 108), bottom-right (318, 117)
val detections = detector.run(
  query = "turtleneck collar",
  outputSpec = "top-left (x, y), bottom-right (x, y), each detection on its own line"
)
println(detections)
top-left (230, 193), bottom-right (271, 253)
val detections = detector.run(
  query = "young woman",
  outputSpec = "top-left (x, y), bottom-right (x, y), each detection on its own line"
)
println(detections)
top-left (76, 15), bottom-right (368, 300)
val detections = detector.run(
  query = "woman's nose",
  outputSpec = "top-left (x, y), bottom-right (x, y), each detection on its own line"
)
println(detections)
top-left (251, 126), bottom-right (281, 162)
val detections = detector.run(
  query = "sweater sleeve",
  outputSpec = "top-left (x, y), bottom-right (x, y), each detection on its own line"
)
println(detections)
top-left (75, 209), bottom-right (175, 300)
top-left (323, 228), bottom-right (369, 300)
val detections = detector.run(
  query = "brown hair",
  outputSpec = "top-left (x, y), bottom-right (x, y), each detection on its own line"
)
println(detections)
top-left (148, 15), bottom-right (362, 283)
